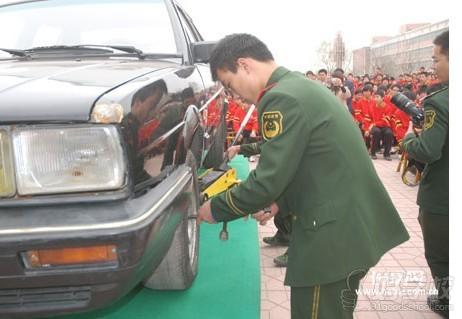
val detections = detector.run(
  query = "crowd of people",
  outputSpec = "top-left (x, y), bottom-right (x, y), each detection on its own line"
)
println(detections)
top-left (220, 64), bottom-right (444, 163)
top-left (306, 66), bottom-right (446, 160)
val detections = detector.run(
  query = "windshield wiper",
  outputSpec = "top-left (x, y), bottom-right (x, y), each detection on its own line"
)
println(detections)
top-left (26, 44), bottom-right (146, 58)
top-left (2, 45), bottom-right (183, 61)
top-left (0, 48), bottom-right (29, 57)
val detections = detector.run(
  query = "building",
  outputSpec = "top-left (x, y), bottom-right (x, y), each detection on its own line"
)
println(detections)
top-left (353, 19), bottom-right (449, 77)
top-left (352, 47), bottom-right (371, 76)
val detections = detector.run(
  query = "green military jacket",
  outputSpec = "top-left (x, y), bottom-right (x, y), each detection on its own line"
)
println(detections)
top-left (211, 67), bottom-right (409, 287)
top-left (403, 86), bottom-right (449, 215)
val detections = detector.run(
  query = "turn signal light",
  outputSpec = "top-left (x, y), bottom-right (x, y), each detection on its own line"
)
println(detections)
top-left (23, 245), bottom-right (117, 268)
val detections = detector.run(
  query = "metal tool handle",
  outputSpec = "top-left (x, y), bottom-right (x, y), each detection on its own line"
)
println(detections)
top-left (219, 222), bottom-right (229, 241)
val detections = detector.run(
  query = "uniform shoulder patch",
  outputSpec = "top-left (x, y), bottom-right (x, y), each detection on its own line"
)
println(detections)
top-left (424, 110), bottom-right (436, 130)
top-left (262, 111), bottom-right (283, 140)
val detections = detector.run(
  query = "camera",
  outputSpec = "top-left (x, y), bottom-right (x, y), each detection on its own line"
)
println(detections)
top-left (391, 93), bottom-right (424, 127)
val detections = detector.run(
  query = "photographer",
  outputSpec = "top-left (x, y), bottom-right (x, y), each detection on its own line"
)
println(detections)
top-left (330, 72), bottom-right (351, 111)
top-left (402, 30), bottom-right (449, 318)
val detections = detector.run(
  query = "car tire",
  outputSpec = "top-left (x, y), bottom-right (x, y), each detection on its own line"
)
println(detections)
top-left (190, 124), bottom-right (204, 166)
top-left (143, 151), bottom-right (200, 290)
top-left (202, 119), bottom-right (226, 169)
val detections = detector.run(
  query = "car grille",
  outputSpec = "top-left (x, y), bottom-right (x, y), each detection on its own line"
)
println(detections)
top-left (0, 128), bottom-right (15, 198)
top-left (0, 286), bottom-right (91, 312)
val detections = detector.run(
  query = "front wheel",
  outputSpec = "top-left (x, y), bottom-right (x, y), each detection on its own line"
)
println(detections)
top-left (143, 151), bottom-right (200, 290)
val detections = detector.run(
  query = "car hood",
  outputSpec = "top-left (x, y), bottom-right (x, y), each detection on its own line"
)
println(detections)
top-left (0, 59), bottom-right (177, 122)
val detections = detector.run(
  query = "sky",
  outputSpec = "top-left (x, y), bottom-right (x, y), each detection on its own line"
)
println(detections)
top-left (178, 0), bottom-right (451, 73)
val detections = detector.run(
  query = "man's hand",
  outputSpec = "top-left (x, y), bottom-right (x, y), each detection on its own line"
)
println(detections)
top-left (226, 145), bottom-right (241, 160)
top-left (252, 202), bottom-right (279, 226)
top-left (407, 121), bottom-right (422, 135)
top-left (364, 130), bottom-right (370, 137)
top-left (197, 201), bottom-right (217, 224)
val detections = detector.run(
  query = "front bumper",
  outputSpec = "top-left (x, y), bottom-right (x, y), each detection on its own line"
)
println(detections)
top-left (0, 167), bottom-right (192, 318)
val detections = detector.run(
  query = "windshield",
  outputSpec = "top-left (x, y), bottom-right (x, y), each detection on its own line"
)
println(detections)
top-left (0, 0), bottom-right (178, 58)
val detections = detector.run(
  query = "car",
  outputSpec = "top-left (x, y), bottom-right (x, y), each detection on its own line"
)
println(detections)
top-left (0, 0), bottom-right (227, 317)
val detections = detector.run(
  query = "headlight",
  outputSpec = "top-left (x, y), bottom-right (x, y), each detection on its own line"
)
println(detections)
top-left (12, 125), bottom-right (126, 195)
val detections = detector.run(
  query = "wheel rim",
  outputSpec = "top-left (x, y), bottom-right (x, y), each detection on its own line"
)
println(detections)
top-left (187, 193), bottom-right (198, 269)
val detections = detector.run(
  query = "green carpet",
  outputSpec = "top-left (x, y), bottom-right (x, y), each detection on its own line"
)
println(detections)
top-left (60, 155), bottom-right (260, 319)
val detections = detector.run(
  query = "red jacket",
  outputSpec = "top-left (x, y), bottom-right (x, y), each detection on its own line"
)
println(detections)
top-left (367, 101), bottom-right (394, 130)
top-left (352, 98), bottom-right (363, 124)
top-left (138, 119), bottom-right (160, 148)
top-left (392, 108), bottom-right (410, 142)
top-left (226, 99), bottom-right (239, 128)
top-left (357, 97), bottom-right (374, 129)
top-left (383, 94), bottom-right (392, 104)
top-left (206, 99), bottom-right (221, 127)
top-left (232, 106), bottom-right (258, 132)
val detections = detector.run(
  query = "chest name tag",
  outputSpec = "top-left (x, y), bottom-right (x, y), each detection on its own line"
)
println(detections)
top-left (262, 111), bottom-right (283, 140)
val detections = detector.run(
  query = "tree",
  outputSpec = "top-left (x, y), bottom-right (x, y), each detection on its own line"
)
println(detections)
top-left (316, 41), bottom-right (336, 73)
top-left (343, 48), bottom-right (354, 73)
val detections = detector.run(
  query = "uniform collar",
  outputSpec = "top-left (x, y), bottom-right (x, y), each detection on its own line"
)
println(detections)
top-left (266, 66), bottom-right (291, 87)
top-left (257, 66), bottom-right (291, 103)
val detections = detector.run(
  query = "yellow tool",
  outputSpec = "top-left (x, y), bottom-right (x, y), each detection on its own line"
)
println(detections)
top-left (199, 166), bottom-right (241, 241)
top-left (199, 168), bottom-right (240, 201)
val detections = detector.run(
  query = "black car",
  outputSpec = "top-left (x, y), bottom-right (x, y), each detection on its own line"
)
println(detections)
top-left (0, 0), bottom-right (226, 317)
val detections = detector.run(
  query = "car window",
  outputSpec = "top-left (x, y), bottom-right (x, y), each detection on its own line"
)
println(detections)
top-left (0, 0), bottom-right (178, 54)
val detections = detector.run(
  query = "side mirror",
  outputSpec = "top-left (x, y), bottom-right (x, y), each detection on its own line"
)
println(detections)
top-left (191, 41), bottom-right (216, 63)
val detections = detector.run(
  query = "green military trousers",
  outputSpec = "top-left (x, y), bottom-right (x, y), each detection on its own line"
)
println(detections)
top-left (418, 208), bottom-right (449, 304)
top-left (291, 270), bottom-right (367, 319)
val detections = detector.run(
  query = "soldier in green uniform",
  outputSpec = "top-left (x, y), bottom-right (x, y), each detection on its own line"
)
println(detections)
top-left (402, 30), bottom-right (449, 318)
top-left (197, 33), bottom-right (409, 319)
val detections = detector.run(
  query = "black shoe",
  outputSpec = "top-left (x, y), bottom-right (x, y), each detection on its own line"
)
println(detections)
top-left (427, 295), bottom-right (449, 318)
top-left (384, 155), bottom-right (392, 161)
top-left (262, 235), bottom-right (289, 247)
top-left (371, 154), bottom-right (377, 160)
top-left (273, 251), bottom-right (288, 267)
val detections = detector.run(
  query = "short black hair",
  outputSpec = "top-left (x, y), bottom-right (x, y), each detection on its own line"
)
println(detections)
top-left (181, 87), bottom-right (195, 101)
top-left (305, 70), bottom-right (315, 76)
top-left (318, 69), bottom-right (328, 75)
top-left (363, 84), bottom-right (373, 92)
top-left (331, 70), bottom-right (344, 80)
top-left (375, 89), bottom-right (385, 98)
top-left (333, 68), bottom-right (345, 74)
top-left (209, 33), bottom-right (274, 81)
top-left (404, 83), bottom-right (413, 91)
top-left (433, 30), bottom-right (449, 57)
top-left (378, 85), bottom-right (389, 92)
top-left (364, 81), bottom-right (374, 87)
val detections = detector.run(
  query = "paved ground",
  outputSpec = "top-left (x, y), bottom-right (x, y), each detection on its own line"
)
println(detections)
top-left (251, 154), bottom-right (445, 319)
